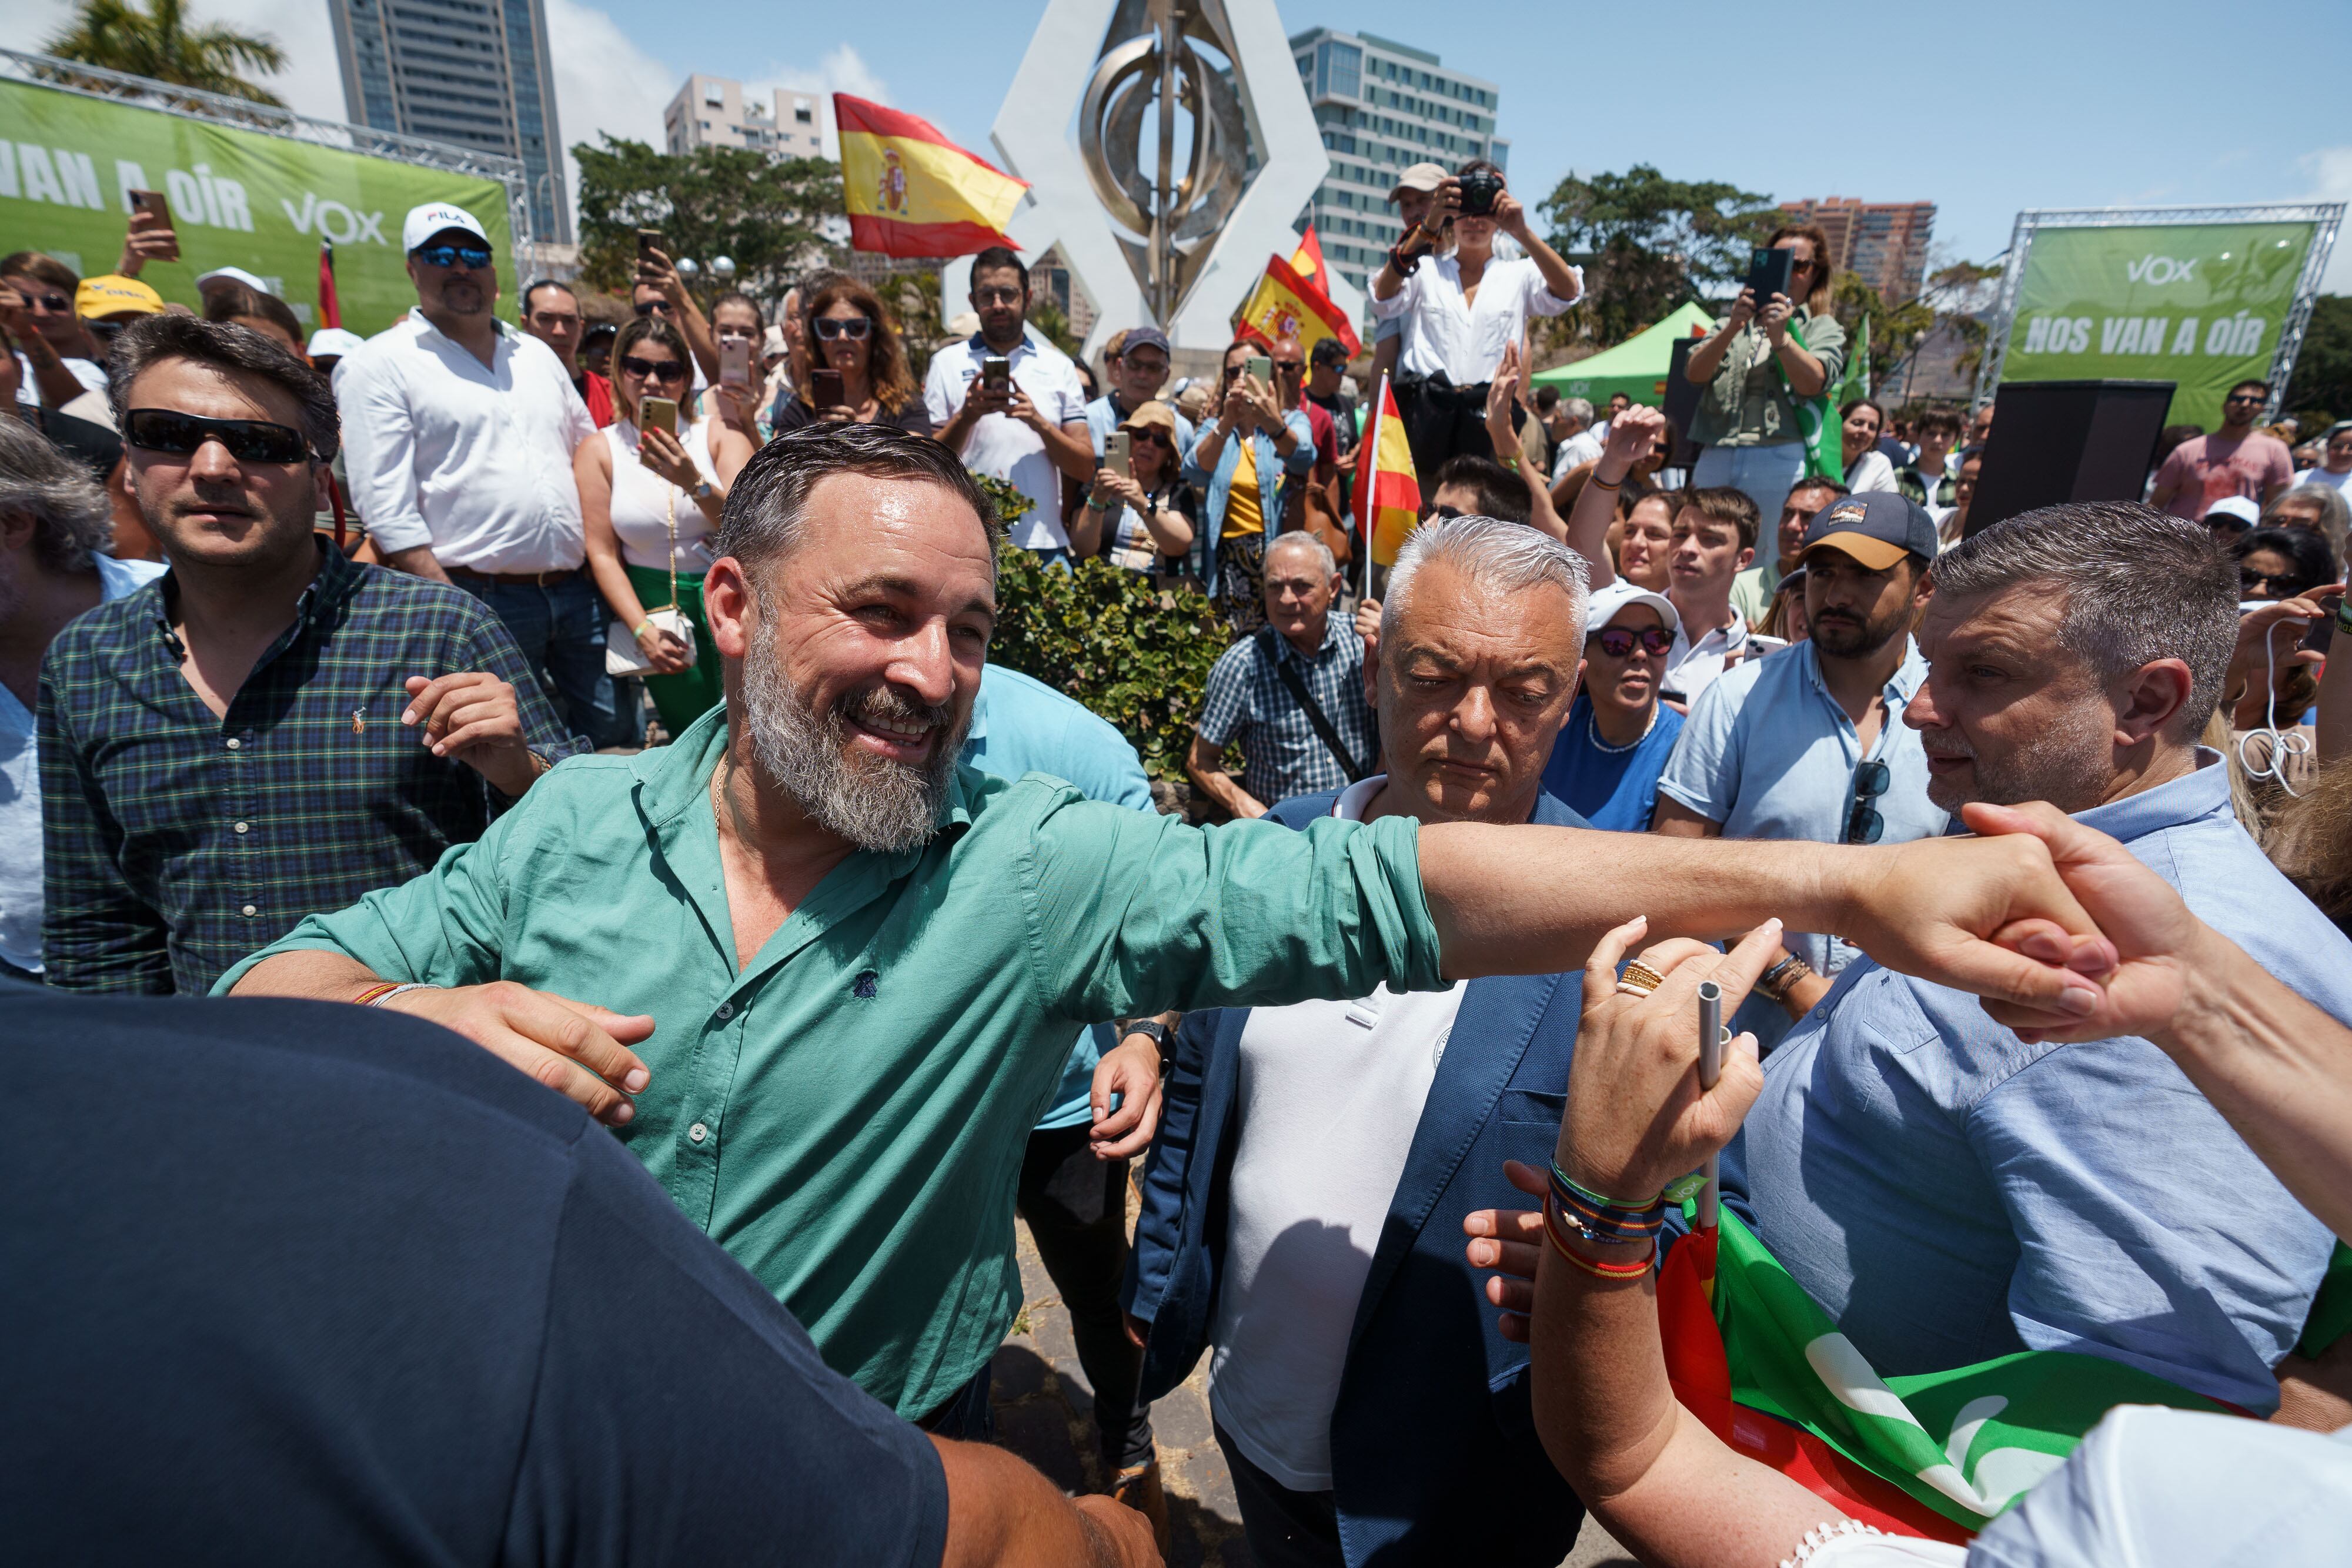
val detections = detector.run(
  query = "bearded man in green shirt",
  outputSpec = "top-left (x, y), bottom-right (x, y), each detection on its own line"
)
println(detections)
top-left (226, 424), bottom-right (2116, 1429)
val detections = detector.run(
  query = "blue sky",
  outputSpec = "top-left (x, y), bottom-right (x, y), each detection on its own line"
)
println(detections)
top-left (32, 0), bottom-right (2351, 287)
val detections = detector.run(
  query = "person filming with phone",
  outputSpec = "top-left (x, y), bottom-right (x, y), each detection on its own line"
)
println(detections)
top-left (1680, 223), bottom-right (1846, 564)
top-left (1086, 400), bottom-right (1197, 574)
top-left (577, 315), bottom-right (753, 737)
top-left (925, 246), bottom-right (1094, 564)
top-left (771, 277), bottom-right (931, 438)
top-left (1367, 157), bottom-right (1583, 479)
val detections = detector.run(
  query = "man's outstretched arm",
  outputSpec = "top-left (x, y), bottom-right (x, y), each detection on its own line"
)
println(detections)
top-left (1415, 821), bottom-right (2109, 1025)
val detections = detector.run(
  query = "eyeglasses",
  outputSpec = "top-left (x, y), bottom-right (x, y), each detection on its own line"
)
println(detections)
top-left (812, 315), bottom-right (873, 341)
top-left (619, 355), bottom-right (689, 383)
top-left (973, 287), bottom-right (1024, 307)
top-left (412, 244), bottom-right (492, 270)
top-left (633, 299), bottom-right (674, 317)
top-left (124, 407), bottom-right (312, 464)
top-left (1592, 625), bottom-right (1673, 658)
top-left (1846, 758), bottom-right (1890, 845)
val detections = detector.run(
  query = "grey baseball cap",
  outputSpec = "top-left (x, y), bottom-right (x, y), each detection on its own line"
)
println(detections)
top-left (1389, 162), bottom-right (1448, 200)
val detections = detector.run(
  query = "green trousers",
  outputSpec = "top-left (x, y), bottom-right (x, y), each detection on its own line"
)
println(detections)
top-left (624, 563), bottom-right (723, 738)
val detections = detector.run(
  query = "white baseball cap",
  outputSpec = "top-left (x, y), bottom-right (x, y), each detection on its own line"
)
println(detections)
top-left (401, 202), bottom-right (490, 252)
top-left (306, 327), bottom-right (366, 359)
top-left (2204, 494), bottom-right (2261, 530)
top-left (193, 265), bottom-right (271, 295)
top-left (1585, 579), bottom-right (1681, 639)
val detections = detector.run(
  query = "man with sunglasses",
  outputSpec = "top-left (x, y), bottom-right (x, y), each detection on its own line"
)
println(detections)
top-left (335, 203), bottom-right (633, 749)
top-left (2152, 378), bottom-right (2293, 520)
top-left (2, 251), bottom-right (109, 413)
top-left (37, 314), bottom-right (579, 994)
top-left (1653, 491), bottom-right (1946, 1049)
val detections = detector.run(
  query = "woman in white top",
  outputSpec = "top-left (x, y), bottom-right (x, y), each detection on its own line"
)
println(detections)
top-left (577, 315), bottom-right (754, 736)
top-left (1367, 158), bottom-right (1582, 479)
top-left (1842, 399), bottom-right (1899, 494)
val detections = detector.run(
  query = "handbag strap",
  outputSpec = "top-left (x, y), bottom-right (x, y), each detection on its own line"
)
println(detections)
top-left (1255, 624), bottom-right (1368, 784)
top-left (662, 472), bottom-right (680, 610)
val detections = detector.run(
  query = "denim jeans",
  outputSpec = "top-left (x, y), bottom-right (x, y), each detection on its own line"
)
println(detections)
top-left (1693, 442), bottom-right (1808, 577)
top-left (452, 572), bottom-right (640, 750)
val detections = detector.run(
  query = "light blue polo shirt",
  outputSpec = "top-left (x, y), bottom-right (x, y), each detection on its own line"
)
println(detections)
top-left (1655, 638), bottom-right (1947, 1043)
top-left (959, 663), bottom-right (1157, 1131)
top-left (1723, 757), bottom-right (2350, 1414)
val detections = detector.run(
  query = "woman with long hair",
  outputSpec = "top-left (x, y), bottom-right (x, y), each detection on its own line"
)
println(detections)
top-left (1840, 398), bottom-right (1897, 493)
top-left (576, 315), bottom-right (754, 736)
top-left (771, 276), bottom-right (932, 436)
top-left (1680, 221), bottom-right (1846, 568)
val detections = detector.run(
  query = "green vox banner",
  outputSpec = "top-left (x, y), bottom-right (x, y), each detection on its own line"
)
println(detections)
top-left (2000, 220), bottom-right (2316, 429)
top-left (0, 76), bottom-right (514, 337)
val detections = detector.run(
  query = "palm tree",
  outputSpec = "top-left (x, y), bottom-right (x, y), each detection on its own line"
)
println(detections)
top-left (41, 0), bottom-right (288, 108)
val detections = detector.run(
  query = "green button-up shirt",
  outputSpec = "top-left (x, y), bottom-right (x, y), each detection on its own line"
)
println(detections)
top-left (217, 705), bottom-right (1444, 1416)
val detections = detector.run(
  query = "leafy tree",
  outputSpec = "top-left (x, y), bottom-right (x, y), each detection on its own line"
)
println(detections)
top-left (574, 136), bottom-right (845, 313)
top-left (2286, 295), bottom-right (2352, 433)
top-left (1538, 164), bottom-right (1779, 348)
top-left (877, 266), bottom-right (948, 382)
top-left (41, 0), bottom-right (287, 106)
top-left (1028, 296), bottom-right (1085, 361)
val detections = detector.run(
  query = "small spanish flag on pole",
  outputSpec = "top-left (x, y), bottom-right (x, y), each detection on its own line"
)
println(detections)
top-left (1355, 373), bottom-right (1420, 588)
top-left (835, 93), bottom-right (1029, 258)
top-left (1288, 225), bottom-right (1329, 292)
top-left (1234, 252), bottom-right (1362, 358)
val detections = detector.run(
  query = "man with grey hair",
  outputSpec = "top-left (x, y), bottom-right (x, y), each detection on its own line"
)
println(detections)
top-left (1131, 515), bottom-right (1599, 1568)
top-left (1720, 500), bottom-right (2352, 1415)
top-left (0, 417), bottom-right (164, 979)
top-left (223, 424), bottom-right (2122, 1459)
top-left (1190, 529), bottom-right (1375, 818)
top-left (1546, 392), bottom-right (1602, 482)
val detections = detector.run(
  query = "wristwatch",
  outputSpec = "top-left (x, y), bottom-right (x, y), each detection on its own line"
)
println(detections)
top-left (692, 479), bottom-right (715, 502)
top-left (1120, 1018), bottom-right (1171, 1052)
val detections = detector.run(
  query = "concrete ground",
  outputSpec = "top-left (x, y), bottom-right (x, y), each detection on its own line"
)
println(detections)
top-left (993, 1219), bottom-right (1637, 1568)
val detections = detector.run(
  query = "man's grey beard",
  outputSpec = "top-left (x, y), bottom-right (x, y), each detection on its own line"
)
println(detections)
top-left (737, 650), bottom-right (966, 853)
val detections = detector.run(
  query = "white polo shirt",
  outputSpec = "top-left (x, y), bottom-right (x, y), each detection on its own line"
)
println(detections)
top-left (1662, 606), bottom-right (1764, 708)
top-left (923, 333), bottom-right (1088, 551)
top-left (333, 310), bottom-right (597, 573)
top-left (1207, 774), bottom-right (1468, 1493)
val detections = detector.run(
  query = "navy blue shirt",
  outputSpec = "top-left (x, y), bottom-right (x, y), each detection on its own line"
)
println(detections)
top-left (1, 987), bottom-right (950, 1567)
top-left (1540, 695), bottom-right (1684, 831)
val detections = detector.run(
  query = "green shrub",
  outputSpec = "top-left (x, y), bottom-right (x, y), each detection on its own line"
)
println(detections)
top-left (971, 472), bottom-right (1226, 783)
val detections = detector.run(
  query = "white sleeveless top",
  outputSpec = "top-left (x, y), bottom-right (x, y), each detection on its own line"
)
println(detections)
top-left (602, 417), bottom-right (720, 573)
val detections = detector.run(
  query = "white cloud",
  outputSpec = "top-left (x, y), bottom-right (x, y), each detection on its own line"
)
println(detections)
top-left (745, 44), bottom-right (891, 159)
top-left (2302, 146), bottom-right (2352, 295)
top-left (539, 0), bottom-right (674, 210)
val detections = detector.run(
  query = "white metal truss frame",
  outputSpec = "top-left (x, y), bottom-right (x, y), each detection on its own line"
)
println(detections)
top-left (1973, 203), bottom-right (2343, 420)
top-left (0, 48), bottom-right (534, 255)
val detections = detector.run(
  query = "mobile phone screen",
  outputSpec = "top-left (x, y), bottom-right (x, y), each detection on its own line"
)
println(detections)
top-left (981, 356), bottom-right (1010, 394)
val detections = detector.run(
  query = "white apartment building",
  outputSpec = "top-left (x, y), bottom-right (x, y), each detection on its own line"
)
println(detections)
top-left (664, 75), bottom-right (826, 159)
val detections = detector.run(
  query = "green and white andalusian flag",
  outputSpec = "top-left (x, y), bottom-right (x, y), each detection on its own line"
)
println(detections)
top-left (1656, 1202), bottom-right (2246, 1541)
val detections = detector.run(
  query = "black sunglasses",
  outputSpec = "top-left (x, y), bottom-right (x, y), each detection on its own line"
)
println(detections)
top-left (1431, 504), bottom-right (1465, 520)
top-left (620, 355), bottom-right (689, 383)
top-left (1592, 625), bottom-right (1673, 658)
top-left (412, 244), bottom-right (492, 270)
top-left (1846, 758), bottom-right (1891, 845)
top-left (812, 316), bottom-right (873, 341)
top-left (125, 407), bottom-right (312, 464)
top-left (633, 299), bottom-right (674, 317)
top-left (2240, 568), bottom-right (2299, 593)
top-left (1124, 427), bottom-right (1174, 448)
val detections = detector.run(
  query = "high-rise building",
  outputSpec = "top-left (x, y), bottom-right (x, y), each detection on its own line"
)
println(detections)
top-left (327, 0), bottom-right (570, 243)
top-left (664, 76), bottom-right (827, 160)
top-left (1287, 29), bottom-right (1508, 297)
top-left (1778, 197), bottom-right (1938, 302)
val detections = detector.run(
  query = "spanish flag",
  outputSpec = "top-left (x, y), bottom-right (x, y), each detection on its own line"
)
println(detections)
top-left (1289, 225), bottom-right (1329, 292)
top-left (835, 93), bottom-right (1028, 258)
top-left (1355, 374), bottom-right (1419, 566)
top-left (1234, 251), bottom-right (1362, 358)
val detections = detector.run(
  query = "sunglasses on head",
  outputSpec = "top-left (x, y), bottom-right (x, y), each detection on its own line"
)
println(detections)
top-left (812, 315), bottom-right (873, 341)
top-left (1846, 758), bottom-right (1890, 845)
top-left (124, 407), bottom-right (312, 465)
top-left (412, 244), bottom-right (492, 270)
top-left (1592, 625), bottom-right (1672, 658)
top-left (620, 355), bottom-right (688, 383)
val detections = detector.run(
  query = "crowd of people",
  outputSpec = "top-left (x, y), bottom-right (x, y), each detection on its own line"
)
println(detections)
top-left (6, 156), bottom-right (2352, 1568)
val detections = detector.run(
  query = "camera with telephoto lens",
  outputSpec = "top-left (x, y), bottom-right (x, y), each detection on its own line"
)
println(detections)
top-left (1457, 168), bottom-right (1505, 218)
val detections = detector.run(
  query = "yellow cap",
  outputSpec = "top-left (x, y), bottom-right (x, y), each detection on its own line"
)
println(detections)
top-left (75, 275), bottom-right (165, 319)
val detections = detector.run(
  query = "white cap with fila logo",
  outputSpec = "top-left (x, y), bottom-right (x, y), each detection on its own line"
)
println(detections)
top-left (401, 202), bottom-right (490, 252)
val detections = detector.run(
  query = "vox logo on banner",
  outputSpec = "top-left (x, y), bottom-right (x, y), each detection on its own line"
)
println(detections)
top-left (2000, 221), bottom-right (2317, 428)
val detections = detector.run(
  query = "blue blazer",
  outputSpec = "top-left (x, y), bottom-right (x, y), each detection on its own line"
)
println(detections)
top-left (1124, 788), bottom-right (1590, 1568)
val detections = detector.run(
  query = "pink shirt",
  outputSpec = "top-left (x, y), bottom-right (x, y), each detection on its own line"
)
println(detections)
top-left (2156, 430), bottom-right (2293, 519)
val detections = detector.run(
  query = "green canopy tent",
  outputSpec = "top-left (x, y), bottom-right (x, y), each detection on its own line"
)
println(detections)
top-left (1530, 301), bottom-right (1719, 408)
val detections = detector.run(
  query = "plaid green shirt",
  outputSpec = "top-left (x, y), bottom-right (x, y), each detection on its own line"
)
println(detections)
top-left (38, 543), bottom-right (583, 994)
